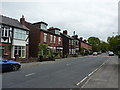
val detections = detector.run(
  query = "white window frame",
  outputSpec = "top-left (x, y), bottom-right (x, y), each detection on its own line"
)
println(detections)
top-left (13, 46), bottom-right (26, 58)
top-left (1, 26), bottom-right (9, 37)
top-left (44, 33), bottom-right (47, 42)
top-left (50, 35), bottom-right (53, 43)
top-left (54, 36), bottom-right (56, 43)
top-left (14, 28), bottom-right (26, 40)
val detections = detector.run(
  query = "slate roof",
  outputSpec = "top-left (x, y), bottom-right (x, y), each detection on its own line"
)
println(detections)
top-left (0, 15), bottom-right (29, 31)
top-left (60, 33), bottom-right (74, 40)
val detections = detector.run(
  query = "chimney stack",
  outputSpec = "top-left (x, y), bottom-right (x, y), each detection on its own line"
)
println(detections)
top-left (63, 30), bottom-right (68, 35)
top-left (84, 39), bottom-right (87, 43)
top-left (80, 37), bottom-right (83, 41)
top-left (20, 15), bottom-right (25, 25)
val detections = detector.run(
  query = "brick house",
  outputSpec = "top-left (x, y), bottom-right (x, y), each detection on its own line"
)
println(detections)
top-left (61, 30), bottom-right (76, 56)
top-left (0, 15), bottom-right (29, 59)
top-left (72, 35), bottom-right (80, 54)
top-left (79, 37), bottom-right (92, 54)
top-left (20, 16), bottom-right (63, 58)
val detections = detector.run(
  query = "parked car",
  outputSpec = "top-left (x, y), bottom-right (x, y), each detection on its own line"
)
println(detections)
top-left (98, 51), bottom-right (102, 54)
top-left (0, 57), bottom-right (21, 72)
top-left (93, 52), bottom-right (98, 56)
top-left (108, 52), bottom-right (114, 56)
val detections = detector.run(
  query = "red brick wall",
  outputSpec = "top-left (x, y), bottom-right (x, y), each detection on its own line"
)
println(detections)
top-left (81, 42), bottom-right (92, 50)
top-left (40, 31), bottom-right (62, 47)
top-left (0, 43), bottom-right (11, 59)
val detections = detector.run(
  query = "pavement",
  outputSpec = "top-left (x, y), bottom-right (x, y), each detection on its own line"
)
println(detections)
top-left (82, 56), bottom-right (118, 88)
top-left (21, 56), bottom-right (83, 68)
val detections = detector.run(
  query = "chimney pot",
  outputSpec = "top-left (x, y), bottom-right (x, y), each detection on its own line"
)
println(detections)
top-left (63, 30), bottom-right (68, 35)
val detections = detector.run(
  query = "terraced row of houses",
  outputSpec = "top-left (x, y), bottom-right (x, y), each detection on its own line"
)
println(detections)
top-left (0, 15), bottom-right (92, 60)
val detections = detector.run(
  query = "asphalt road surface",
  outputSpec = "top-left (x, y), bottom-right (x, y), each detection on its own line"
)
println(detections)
top-left (2, 53), bottom-right (113, 88)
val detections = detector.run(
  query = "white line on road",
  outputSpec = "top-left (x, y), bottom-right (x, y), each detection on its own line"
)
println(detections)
top-left (76, 59), bottom-right (109, 87)
top-left (76, 76), bottom-right (87, 86)
top-left (81, 59), bottom-right (109, 88)
top-left (66, 63), bottom-right (71, 66)
top-left (25, 73), bottom-right (35, 77)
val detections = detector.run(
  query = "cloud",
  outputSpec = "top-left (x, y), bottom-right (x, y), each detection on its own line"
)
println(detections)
top-left (1, 0), bottom-right (119, 41)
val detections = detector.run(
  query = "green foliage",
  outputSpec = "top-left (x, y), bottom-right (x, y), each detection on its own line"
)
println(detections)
top-left (88, 37), bottom-right (101, 52)
top-left (38, 43), bottom-right (53, 58)
top-left (80, 47), bottom-right (85, 56)
top-left (53, 52), bottom-right (61, 59)
top-left (99, 41), bottom-right (108, 52)
top-left (72, 54), bottom-right (78, 57)
top-left (107, 35), bottom-right (120, 55)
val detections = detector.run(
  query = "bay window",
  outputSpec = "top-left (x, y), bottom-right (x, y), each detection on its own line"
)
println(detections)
top-left (14, 28), bottom-right (26, 40)
top-left (14, 46), bottom-right (26, 58)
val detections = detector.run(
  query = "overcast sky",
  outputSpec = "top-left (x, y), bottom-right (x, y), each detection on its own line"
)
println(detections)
top-left (1, 0), bottom-right (119, 42)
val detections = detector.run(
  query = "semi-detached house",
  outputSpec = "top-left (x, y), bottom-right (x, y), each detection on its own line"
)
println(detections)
top-left (20, 16), bottom-right (63, 58)
top-left (0, 15), bottom-right (29, 59)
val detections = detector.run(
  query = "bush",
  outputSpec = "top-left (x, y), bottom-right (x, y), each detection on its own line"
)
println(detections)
top-left (72, 54), bottom-right (78, 57)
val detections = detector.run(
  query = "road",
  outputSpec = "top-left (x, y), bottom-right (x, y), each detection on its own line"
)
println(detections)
top-left (2, 53), bottom-right (114, 88)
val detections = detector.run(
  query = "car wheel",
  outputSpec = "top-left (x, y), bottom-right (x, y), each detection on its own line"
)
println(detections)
top-left (12, 65), bottom-right (19, 71)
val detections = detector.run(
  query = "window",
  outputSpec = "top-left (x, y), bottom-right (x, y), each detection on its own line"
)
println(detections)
top-left (54, 36), bottom-right (56, 43)
top-left (58, 37), bottom-right (61, 45)
top-left (14, 46), bottom-right (25, 58)
top-left (69, 40), bottom-right (71, 45)
top-left (44, 33), bottom-right (47, 42)
top-left (41, 24), bottom-right (47, 30)
top-left (14, 28), bottom-right (26, 40)
top-left (55, 30), bottom-right (60, 35)
top-left (1, 25), bottom-right (10, 37)
top-left (50, 35), bottom-right (53, 43)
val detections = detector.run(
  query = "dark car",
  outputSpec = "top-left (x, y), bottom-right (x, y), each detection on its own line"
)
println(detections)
top-left (0, 57), bottom-right (21, 72)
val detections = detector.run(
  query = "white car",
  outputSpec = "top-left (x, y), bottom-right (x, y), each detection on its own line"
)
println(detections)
top-left (93, 52), bottom-right (98, 56)
top-left (108, 52), bottom-right (114, 56)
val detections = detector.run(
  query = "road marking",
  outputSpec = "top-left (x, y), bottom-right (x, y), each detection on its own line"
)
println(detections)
top-left (76, 76), bottom-right (87, 86)
top-left (76, 59), bottom-right (109, 87)
top-left (81, 59), bottom-right (109, 88)
top-left (66, 63), bottom-right (71, 66)
top-left (25, 73), bottom-right (35, 77)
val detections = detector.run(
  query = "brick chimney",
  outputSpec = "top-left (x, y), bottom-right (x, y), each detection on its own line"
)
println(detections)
top-left (80, 37), bottom-right (83, 41)
top-left (63, 30), bottom-right (68, 35)
top-left (84, 39), bottom-right (87, 43)
top-left (72, 35), bottom-right (78, 39)
top-left (20, 15), bottom-right (25, 25)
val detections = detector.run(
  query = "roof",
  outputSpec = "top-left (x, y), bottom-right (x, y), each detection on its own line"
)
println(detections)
top-left (25, 21), bottom-right (61, 37)
top-left (0, 15), bottom-right (29, 31)
top-left (33, 21), bottom-right (48, 26)
top-left (48, 27), bottom-right (61, 31)
top-left (81, 40), bottom-right (92, 46)
top-left (60, 33), bottom-right (74, 40)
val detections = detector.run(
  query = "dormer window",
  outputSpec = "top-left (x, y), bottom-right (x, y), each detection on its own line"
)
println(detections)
top-left (55, 29), bottom-right (60, 35)
top-left (40, 23), bottom-right (47, 30)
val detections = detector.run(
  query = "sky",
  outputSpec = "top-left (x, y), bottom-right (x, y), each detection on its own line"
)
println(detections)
top-left (1, 0), bottom-right (119, 42)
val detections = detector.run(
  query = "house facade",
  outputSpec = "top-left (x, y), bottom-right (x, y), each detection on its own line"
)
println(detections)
top-left (0, 15), bottom-right (29, 59)
top-left (20, 16), bottom-right (63, 58)
top-left (72, 35), bottom-right (80, 54)
top-left (61, 30), bottom-right (76, 56)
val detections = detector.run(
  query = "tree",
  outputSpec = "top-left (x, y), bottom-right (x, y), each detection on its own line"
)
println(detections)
top-left (107, 35), bottom-right (120, 54)
top-left (99, 41), bottom-right (108, 52)
top-left (88, 37), bottom-right (101, 52)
